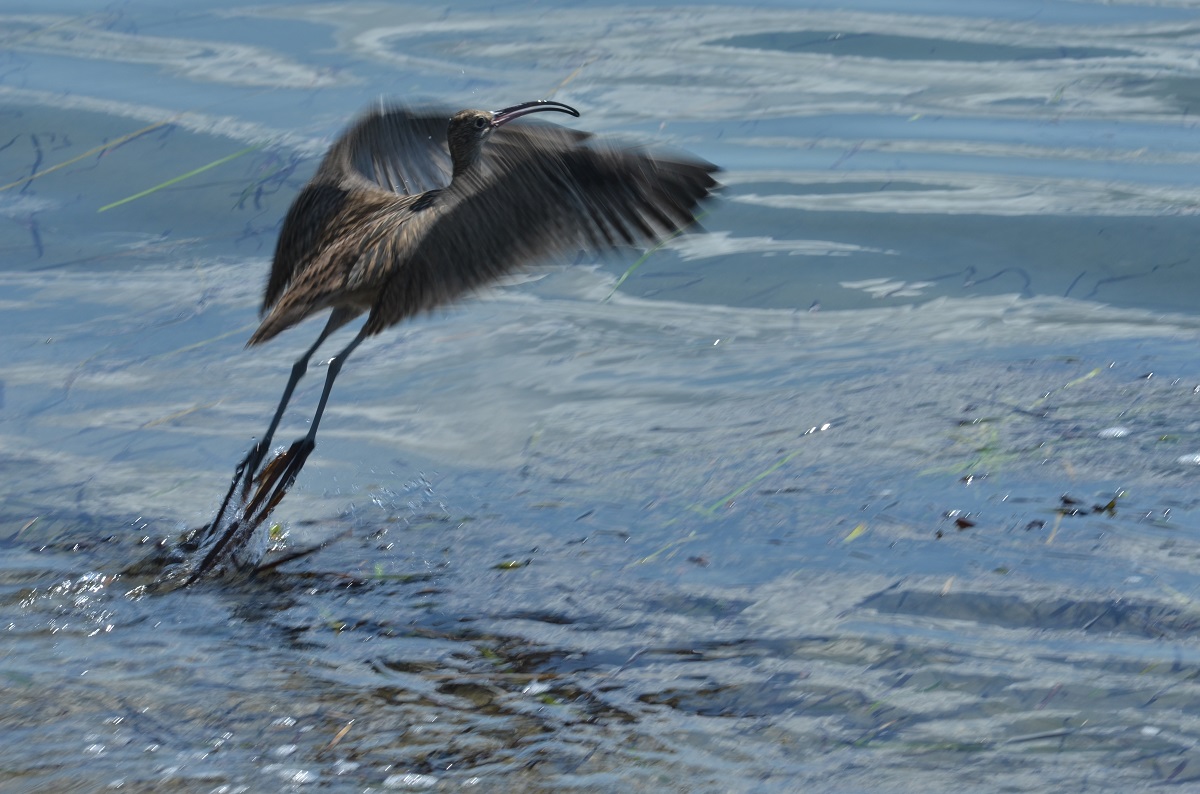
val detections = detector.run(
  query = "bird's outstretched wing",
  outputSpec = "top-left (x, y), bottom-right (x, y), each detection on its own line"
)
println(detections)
top-left (323, 104), bottom-right (592, 196)
top-left (363, 135), bottom-right (719, 334)
top-left (264, 105), bottom-right (594, 313)
top-left (263, 107), bottom-right (449, 315)
top-left (322, 106), bottom-right (453, 196)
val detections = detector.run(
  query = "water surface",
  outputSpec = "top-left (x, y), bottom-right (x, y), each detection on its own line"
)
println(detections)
top-left (4, 2), bottom-right (1200, 791)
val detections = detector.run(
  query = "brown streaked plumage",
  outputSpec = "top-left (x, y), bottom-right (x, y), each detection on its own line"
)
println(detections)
top-left (193, 99), bottom-right (719, 582)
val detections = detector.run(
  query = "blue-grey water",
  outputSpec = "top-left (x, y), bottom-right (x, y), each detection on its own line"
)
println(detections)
top-left (4, 1), bottom-right (1200, 791)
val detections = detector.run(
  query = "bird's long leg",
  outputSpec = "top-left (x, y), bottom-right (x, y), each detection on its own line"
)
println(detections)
top-left (241, 326), bottom-right (369, 530)
top-left (204, 309), bottom-right (354, 543)
top-left (244, 308), bottom-right (359, 488)
top-left (188, 324), bottom-right (369, 585)
top-left (302, 325), bottom-right (368, 445)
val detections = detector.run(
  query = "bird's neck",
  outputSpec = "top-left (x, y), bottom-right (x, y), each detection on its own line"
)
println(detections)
top-left (449, 159), bottom-right (487, 193)
top-left (450, 138), bottom-right (491, 182)
top-left (450, 152), bottom-right (482, 181)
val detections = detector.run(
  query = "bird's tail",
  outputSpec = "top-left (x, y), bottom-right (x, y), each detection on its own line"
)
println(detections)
top-left (247, 301), bottom-right (307, 347)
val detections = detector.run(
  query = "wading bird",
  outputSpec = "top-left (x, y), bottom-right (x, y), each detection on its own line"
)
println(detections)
top-left (188, 99), bottom-right (719, 582)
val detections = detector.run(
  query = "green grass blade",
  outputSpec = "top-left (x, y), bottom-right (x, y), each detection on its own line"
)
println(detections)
top-left (695, 448), bottom-right (806, 516)
top-left (98, 145), bottom-right (260, 212)
top-left (602, 211), bottom-right (709, 302)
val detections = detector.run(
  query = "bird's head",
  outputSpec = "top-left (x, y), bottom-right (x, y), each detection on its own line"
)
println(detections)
top-left (447, 100), bottom-right (579, 175)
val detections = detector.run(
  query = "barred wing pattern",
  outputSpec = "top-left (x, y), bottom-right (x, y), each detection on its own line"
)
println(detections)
top-left (365, 139), bottom-right (718, 334)
top-left (326, 105), bottom-right (591, 197)
top-left (255, 103), bottom-right (717, 344)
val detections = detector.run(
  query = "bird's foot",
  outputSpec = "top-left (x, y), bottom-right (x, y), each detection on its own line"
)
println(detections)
top-left (244, 437), bottom-right (315, 524)
top-left (157, 438), bottom-right (317, 588)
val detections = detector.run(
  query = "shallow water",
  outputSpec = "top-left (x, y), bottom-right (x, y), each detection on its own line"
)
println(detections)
top-left (5, 1), bottom-right (1200, 791)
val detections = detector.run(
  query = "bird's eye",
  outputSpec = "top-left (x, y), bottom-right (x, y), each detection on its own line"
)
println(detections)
top-left (474, 116), bottom-right (488, 129)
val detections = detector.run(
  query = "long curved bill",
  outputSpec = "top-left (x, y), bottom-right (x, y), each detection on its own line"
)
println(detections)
top-left (491, 100), bottom-right (580, 128)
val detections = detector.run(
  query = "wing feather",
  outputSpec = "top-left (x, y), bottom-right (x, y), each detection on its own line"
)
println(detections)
top-left (322, 104), bottom-right (592, 196)
top-left (262, 105), bottom-right (594, 315)
top-left (362, 137), bottom-right (719, 334)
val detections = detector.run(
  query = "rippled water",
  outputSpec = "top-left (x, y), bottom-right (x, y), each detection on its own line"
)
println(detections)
top-left (5, 2), bottom-right (1200, 791)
